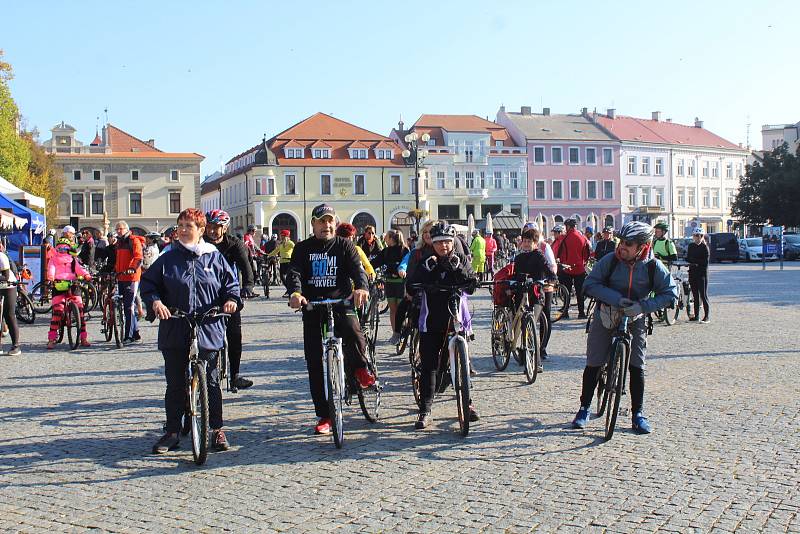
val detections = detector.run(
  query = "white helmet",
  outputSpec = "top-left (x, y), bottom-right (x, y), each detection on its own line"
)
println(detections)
top-left (62, 225), bottom-right (76, 235)
top-left (692, 227), bottom-right (705, 236)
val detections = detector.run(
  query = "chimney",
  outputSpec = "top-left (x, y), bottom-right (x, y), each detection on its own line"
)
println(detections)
top-left (581, 107), bottom-right (588, 116)
top-left (666, 118), bottom-right (672, 123)
top-left (521, 106), bottom-right (532, 115)
top-left (147, 139), bottom-right (155, 147)
top-left (652, 111), bottom-right (662, 122)
top-left (607, 108), bottom-right (616, 119)
top-left (543, 107), bottom-right (550, 116)
top-left (694, 117), bottom-right (704, 129)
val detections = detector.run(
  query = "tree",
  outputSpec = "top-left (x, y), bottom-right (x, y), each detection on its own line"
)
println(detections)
top-left (732, 143), bottom-right (800, 228)
top-left (22, 131), bottom-right (62, 223)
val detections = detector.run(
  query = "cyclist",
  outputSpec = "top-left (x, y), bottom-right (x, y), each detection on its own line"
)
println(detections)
top-left (142, 208), bottom-right (241, 454)
top-left (469, 229), bottom-right (486, 280)
top-left (114, 221), bottom-right (144, 343)
top-left (484, 232), bottom-right (497, 275)
top-left (268, 229), bottom-right (295, 297)
top-left (687, 227), bottom-right (710, 323)
top-left (285, 204), bottom-right (375, 435)
top-left (0, 242), bottom-right (22, 355)
top-left (205, 209), bottom-right (256, 391)
top-left (78, 229), bottom-right (95, 271)
top-left (553, 218), bottom-right (591, 319)
top-left (593, 226), bottom-right (617, 260)
top-left (356, 225), bottom-right (383, 262)
top-left (571, 221), bottom-right (676, 434)
top-left (142, 233), bottom-right (161, 272)
top-left (370, 229), bottom-right (409, 342)
top-left (335, 223), bottom-right (375, 280)
top-left (407, 221), bottom-right (479, 429)
top-left (46, 238), bottom-right (92, 349)
top-left (243, 224), bottom-right (263, 282)
top-left (652, 222), bottom-right (678, 263)
top-left (263, 233), bottom-right (279, 255)
top-left (549, 224), bottom-right (565, 246)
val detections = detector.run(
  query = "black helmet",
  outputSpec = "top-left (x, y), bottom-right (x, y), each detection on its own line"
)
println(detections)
top-left (564, 218), bottom-right (577, 227)
top-left (616, 221), bottom-right (654, 245)
top-left (429, 221), bottom-right (456, 243)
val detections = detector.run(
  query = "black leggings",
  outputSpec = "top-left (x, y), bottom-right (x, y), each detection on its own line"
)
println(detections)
top-left (580, 364), bottom-right (645, 414)
top-left (1, 287), bottom-right (19, 347)
top-left (226, 310), bottom-right (243, 377)
top-left (689, 269), bottom-right (710, 319)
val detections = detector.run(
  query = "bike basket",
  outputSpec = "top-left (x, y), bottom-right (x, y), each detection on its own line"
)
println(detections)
top-left (492, 263), bottom-right (515, 307)
top-left (54, 280), bottom-right (71, 292)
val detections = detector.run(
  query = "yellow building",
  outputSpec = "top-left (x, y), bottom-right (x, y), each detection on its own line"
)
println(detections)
top-left (204, 113), bottom-right (417, 240)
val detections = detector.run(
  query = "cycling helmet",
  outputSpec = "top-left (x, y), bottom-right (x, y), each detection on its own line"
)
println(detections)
top-left (553, 224), bottom-right (565, 233)
top-left (564, 218), bottom-right (577, 227)
top-left (616, 221), bottom-right (654, 245)
top-left (146, 232), bottom-right (161, 239)
top-left (585, 226), bottom-right (594, 234)
top-left (602, 226), bottom-right (614, 233)
top-left (692, 227), bottom-right (705, 236)
top-left (271, 234), bottom-right (278, 240)
top-left (429, 221), bottom-right (456, 242)
top-left (335, 223), bottom-right (357, 238)
top-left (206, 209), bottom-right (231, 227)
top-left (247, 224), bottom-right (256, 231)
top-left (654, 222), bottom-right (669, 232)
top-left (522, 222), bottom-right (539, 232)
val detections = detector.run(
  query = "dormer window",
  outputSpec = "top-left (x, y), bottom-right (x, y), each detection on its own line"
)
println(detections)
top-left (375, 149), bottom-right (394, 160)
top-left (495, 140), bottom-right (504, 147)
top-left (349, 148), bottom-right (368, 159)
top-left (284, 147), bottom-right (304, 159)
top-left (312, 148), bottom-right (331, 159)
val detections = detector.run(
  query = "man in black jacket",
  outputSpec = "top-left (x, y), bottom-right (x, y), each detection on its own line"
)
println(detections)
top-left (286, 203), bottom-right (374, 435)
top-left (205, 209), bottom-right (256, 392)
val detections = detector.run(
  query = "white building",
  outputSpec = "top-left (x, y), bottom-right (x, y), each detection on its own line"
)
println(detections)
top-left (761, 122), bottom-right (799, 152)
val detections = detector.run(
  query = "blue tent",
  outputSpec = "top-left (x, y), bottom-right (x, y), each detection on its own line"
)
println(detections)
top-left (0, 192), bottom-right (46, 251)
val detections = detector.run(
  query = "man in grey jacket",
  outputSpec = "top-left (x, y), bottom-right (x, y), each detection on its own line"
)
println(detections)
top-left (571, 221), bottom-right (677, 434)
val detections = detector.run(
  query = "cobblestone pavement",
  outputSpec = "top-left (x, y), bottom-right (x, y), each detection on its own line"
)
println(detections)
top-left (0, 263), bottom-right (798, 533)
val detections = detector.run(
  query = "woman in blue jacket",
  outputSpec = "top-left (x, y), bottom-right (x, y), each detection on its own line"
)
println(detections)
top-left (141, 208), bottom-right (241, 455)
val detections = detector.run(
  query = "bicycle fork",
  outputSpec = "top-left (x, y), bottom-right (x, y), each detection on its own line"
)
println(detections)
top-left (321, 337), bottom-right (344, 400)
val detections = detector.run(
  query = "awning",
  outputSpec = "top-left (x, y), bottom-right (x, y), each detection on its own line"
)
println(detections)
top-left (0, 192), bottom-right (45, 234)
top-left (476, 210), bottom-right (525, 231)
top-left (0, 208), bottom-right (27, 230)
top-left (0, 175), bottom-right (46, 210)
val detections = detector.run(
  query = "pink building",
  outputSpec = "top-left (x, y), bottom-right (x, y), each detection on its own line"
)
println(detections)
top-left (497, 106), bottom-right (621, 234)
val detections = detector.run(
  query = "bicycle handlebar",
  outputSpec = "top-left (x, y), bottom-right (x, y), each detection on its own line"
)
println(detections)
top-left (166, 306), bottom-right (230, 322)
top-left (407, 280), bottom-right (476, 293)
top-left (304, 298), bottom-right (352, 311)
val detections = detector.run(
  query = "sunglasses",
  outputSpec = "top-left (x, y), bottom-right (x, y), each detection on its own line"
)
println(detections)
top-left (621, 240), bottom-right (639, 248)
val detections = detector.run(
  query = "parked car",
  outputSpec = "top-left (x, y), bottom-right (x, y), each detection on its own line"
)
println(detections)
top-left (674, 237), bottom-right (692, 260)
top-left (708, 232), bottom-right (740, 262)
top-left (783, 234), bottom-right (800, 260)
top-left (738, 237), bottom-right (778, 261)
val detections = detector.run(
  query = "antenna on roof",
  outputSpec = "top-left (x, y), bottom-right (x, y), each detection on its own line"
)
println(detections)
top-left (746, 115), bottom-right (751, 149)
top-left (104, 107), bottom-right (109, 125)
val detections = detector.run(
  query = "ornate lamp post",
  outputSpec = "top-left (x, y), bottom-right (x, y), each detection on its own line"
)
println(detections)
top-left (402, 132), bottom-right (430, 233)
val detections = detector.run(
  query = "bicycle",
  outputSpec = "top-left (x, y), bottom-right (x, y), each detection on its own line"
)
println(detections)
top-left (306, 298), bottom-right (382, 448)
top-left (501, 277), bottom-right (549, 384)
top-left (97, 272), bottom-right (125, 347)
top-left (671, 261), bottom-right (694, 322)
top-left (359, 275), bottom-right (384, 356)
top-left (599, 311), bottom-right (634, 441)
top-left (169, 306), bottom-right (230, 465)
top-left (50, 279), bottom-right (87, 350)
top-left (15, 281), bottom-right (36, 325)
top-left (408, 280), bottom-right (475, 437)
top-left (548, 276), bottom-right (570, 324)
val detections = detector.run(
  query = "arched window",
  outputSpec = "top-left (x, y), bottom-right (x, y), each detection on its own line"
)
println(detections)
top-left (352, 212), bottom-right (377, 235)
top-left (554, 215), bottom-right (564, 224)
top-left (604, 214), bottom-right (615, 229)
top-left (271, 213), bottom-right (298, 242)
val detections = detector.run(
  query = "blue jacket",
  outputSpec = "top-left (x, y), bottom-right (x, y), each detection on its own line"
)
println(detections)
top-left (583, 252), bottom-right (677, 314)
top-left (140, 240), bottom-right (242, 351)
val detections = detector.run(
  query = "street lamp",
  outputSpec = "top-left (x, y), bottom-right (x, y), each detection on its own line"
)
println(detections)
top-left (402, 132), bottom-right (431, 232)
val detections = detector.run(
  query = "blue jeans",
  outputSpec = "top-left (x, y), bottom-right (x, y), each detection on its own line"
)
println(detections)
top-left (118, 281), bottom-right (139, 339)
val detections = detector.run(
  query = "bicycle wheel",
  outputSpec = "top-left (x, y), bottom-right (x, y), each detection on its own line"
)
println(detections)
top-left (65, 301), bottom-right (80, 350)
top-left (604, 340), bottom-right (627, 442)
top-left (326, 348), bottom-right (345, 448)
top-left (684, 283), bottom-right (694, 320)
top-left (672, 283), bottom-right (684, 322)
top-left (491, 307), bottom-right (510, 371)
top-left (397, 322), bottom-right (410, 356)
top-left (358, 341), bottom-right (381, 423)
top-left (219, 339), bottom-right (229, 391)
top-left (189, 362), bottom-right (210, 465)
top-left (410, 340), bottom-right (423, 410)
top-left (522, 315), bottom-right (540, 385)
top-left (550, 285), bottom-right (569, 323)
top-left (595, 364), bottom-right (608, 416)
top-left (368, 298), bottom-right (380, 351)
top-left (453, 338), bottom-right (471, 437)
top-left (113, 298), bottom-right (124, 348)
top-left (15, 290), bottom-right (36, 324)
top-left (83, 282), bottom-right (99, 313)
top-left (664, 296), bottom-right (677, 326)
top-left (30, 282), bottom-right (53, 314)
top-left (262, 266), bottom-right (270, 297)
top-left (584, 298), bottom-right (596, 333)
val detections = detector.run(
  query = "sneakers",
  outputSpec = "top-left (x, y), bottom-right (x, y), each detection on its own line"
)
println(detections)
top-left (632, 412), bottom-right (652, 434)
top-left (540, 348), bottom-right (548, 361)
top-left (468, 405), bottom-right (480, 422)
top-left (572, 406), bottom-right (590, 429)
top-left (355, 367), bottom-right (376, 389)
top-left (212, 429), bottom-right (230, 451)
top-left (79, 339), bottom-right (91, 347)
top-left (47, 341), bottom-right (56, 350)
top-left (232, 375), bottom-right (254, 390)
top-left (132, 331), bottom-right (141, 341)
top-left (152, 432), bottom-right (179, 454)
top-left (388, 333), bottom-right (401, 345)
top-left (415, 412), bottom-right (431, 430)
top-left (314, 418), bottom-right (332, 435)
top-left (688, 316), bottom-right (699, 322)
top-left (700, 317), bottom-right (710, 324)
top-left (7, 346), bottom-right (21, 356)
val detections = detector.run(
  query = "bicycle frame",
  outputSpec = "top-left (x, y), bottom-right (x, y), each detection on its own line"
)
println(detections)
top-left (307, 299), bottom-right (347, 401)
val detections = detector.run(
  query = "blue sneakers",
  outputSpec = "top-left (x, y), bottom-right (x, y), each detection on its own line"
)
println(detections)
top-left (632, 412), bottom-right (652, 434)
top-left (572, 406), bottom-right (590, 429)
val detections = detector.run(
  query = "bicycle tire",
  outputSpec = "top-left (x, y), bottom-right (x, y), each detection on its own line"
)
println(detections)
top-left (113, 298), bottom-right (124, 348)
top-left (102, 299), bottom-right (113, 342)
top-left (684, 283), bottom-right (694, 320)
top-left (66, 301), bottom-right (80, 350)
top-left (672, 283), bottom-right (684, 322)
top-left (491, 307), bottom-right (511, 371)
top-left (397, 323), bottom-right (410, 356)
top-left (539, 311), bottom-right (549, 353)
top-left (585, 298), bottom-right (596, 333)
top-left (262, 266), bottom-right (270, 297)
top-left (30, 282), bottom-right (53, 314)
top-left (218, 340), bottom-right (229, 391)
top-left (368, 297), bottom-right (380, 351)
top-left (326, 348), bottom-right (345, 448)
top-left (595, 365), bottom-right (608, 416)
top-left (522, 315), bottom-right (539, 384)
top-left (83, 282), bottom-right (99, 313)
top-left (410, 342), bottom-right (423, 410)
top-left (604, 340), bottom-right (627, 441)
top-left (664, 298), bottom-right (676, 326)
top-left (453, 338), bottom-right (471, 437)
top-left (358, 341), bottom-right (380, 423)
top-left (15, 290), bottom-right (36, 324)
top-left (189, 362), bottom-right (209, 465)
top-left (551, 285), bottom-right (569, 323)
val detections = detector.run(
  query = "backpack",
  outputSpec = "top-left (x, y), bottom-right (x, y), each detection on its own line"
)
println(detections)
top-left (492, 263), bottom-right (515, 306)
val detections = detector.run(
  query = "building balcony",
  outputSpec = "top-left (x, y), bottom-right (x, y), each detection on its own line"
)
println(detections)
top-left (467, 188), bottom-right (489, 199)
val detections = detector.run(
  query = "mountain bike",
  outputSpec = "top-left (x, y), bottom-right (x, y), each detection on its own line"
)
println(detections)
top-left (51, 279), bottom-right (87, 350)
top-left (15, 283), bottom-right (36, 324)
top-left (600, 312), bottom-right (633, 441)
top-left (671, 261), bottom-right (694, 321)
top-left (359, 275), bottom-right (384, 356)
top-left (97, 273), bottom-right (125, 347)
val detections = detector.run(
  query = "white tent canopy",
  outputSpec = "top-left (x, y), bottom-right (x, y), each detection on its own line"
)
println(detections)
top-left (0, 175), bottom-right (46, 210)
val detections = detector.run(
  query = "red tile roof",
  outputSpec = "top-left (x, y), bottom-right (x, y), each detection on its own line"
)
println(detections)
top-left (310, 140), bottom-right (332, 148)
top-left (106, 124), bottom-right (162, 153)
top-left (273, 112), bottom-right (390, 142)
top-left (348, 140), bottom-right (371, 149)
top-left (57, 152), bottom-right (203, 160)
top-left (411, 114), bottom-right (517, 145)
top-left (283, 139), bottom-right (305, 148)
top-left (594, 115), bottom-right (742, 150)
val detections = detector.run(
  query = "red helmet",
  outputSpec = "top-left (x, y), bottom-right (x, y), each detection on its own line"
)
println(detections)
top-left (336, 223), bottom-right (357, 238)
top-left (206, 209), bottom-right (231, 227)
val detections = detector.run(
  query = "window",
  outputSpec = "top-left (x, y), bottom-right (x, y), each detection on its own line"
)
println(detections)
top-left (255, 179), bottom-right (262, 195)
top-left (391, 174), bottom-right (401, 195)
top-left (313, 149), bottom-right (322, 158)
top-left (266, 176), bottom-right (275, 195)
top-left (676, 159), bottom-right (684, 176)
top-left (350, 149), bottom-right (368, 159)
top-left (320, 174), bottom-right (331, 195)
top-left (436, 171), bottom-right (445, 189)
top-left (712, 163), bottom-right (719, 178)
top-left (534, 146), bottom-right (545, 164)
top-left (454, 171), bottom-right (460, 189)
top-left (410, 176), bottom-right (418, 194)
top-left (354, 174), bottom-right (366, 195)
top-left (627, 156), bottom-right (637, 174)
top-left (655, 158), bottom-right (664, 176)
top-left (677, 188), bottom-right (685, 207)
top-left (627, 187), bottom-right (637, 207)
top-left (587, 180), bottom-right (597, 200)
top-left (702, 188), bottom-right (710, 208)
top-left (552, 180), bottom-right (563, 200)
top-left (551, 147), bottom-right (563, 164)
top-left (285, 147), bottom-right (303, 158)
top-left (92, 169), bottom-right (101, 181)
top-left (726, 163), bottom-right (733, 179)
top-left (73, 170), bottom-right (81, 181)
top-left (655, 188), bottom-right (664, 207)
top-left (687, 187), bottom-right (696, 207)
top-left (603, 180), bottom-right (614, 200)
top-left (711, 188), bottom-right (720, 208)
top-left (375, 149), bottom-right (392, 159)
top-left (702, 161), bottom-right (709, 178)
top-left (438, 205), bottom-right (460, 220)
top-left (510, 171), bottom-right (519, 189)
top-left (285, 174), bottom-right (297, 195)
top-left (688, 160), bottom-right (696, 177)
top-left (129, 192), bottom-right (142, 215)
top-left (465, 149), bottom-right (473, 163)
top-left (169, 192), bottom-right (181, 214)
top-left (535, 180), bottom-right (546, 200)
top-left (737, 164), bottom-right (743, 177)
top-left (641, 157), bottom-right (650, 175)
top-left (604, 214), bottom-right (615, 229)
top-left (569, 147), bottom-right (580, 164)
top-left (493, 171), bottom-right (502, 189)
top-left (727, 188), bottom-right (735, 207)
top-left (71, 193), bottom-right (84, 215)
top-left (90, 193), bottom-right (104, 215)
top-left (554, 215), bottom-right (564, 224)
top-left (510, 204), bottom-right (522, 216)
top-left (170, 170), bottom-right (179, 182)
top-left (479, 171), bottom-right (486, 189)
top-left (586, 147), bottom-right (596, 165)
top-left (570, 180), bottom-right (580, 200)
top-left (602, 147), bottom-right (613, 165)
top-left (465, 171), bottom-right (475, 189)
top-left (640, 187), bottom-right (650, 206)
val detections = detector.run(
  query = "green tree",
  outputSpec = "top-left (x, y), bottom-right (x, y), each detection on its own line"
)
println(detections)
top-left (732, 143), bottom-right (800, 228)
top-left (0, 50), bottom-right (31, 187)
top-left (22, 132), bottom-right (61, 223)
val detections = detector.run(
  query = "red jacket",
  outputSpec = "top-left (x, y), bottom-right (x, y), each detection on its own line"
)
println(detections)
top-left (553, 228), bottom-right (590, 275)
top-left (115, 234), bottom-right (144, 282)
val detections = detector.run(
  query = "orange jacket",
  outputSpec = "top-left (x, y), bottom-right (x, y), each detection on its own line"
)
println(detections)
top-left (115, 234), bottom-right (144, 282)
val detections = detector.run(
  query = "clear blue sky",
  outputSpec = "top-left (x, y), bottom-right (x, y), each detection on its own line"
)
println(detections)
top-left (5, 0), bottom-right (798, 176)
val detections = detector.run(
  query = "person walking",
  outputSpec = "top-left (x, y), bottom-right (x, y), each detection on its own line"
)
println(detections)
top-left (114, 221), bottom-right (144, 343)
top-left (0, 242), bottom-right (22, 355)
top-left (686, 227), bottom-right (711, 323)
top-left (553, 218), bottom-right (591, 319)
top-left (469, 229), bottom-right (486, 280)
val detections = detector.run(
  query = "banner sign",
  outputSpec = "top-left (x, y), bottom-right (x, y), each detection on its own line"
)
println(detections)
top-left (762, 226), bottom-right (783, 257)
